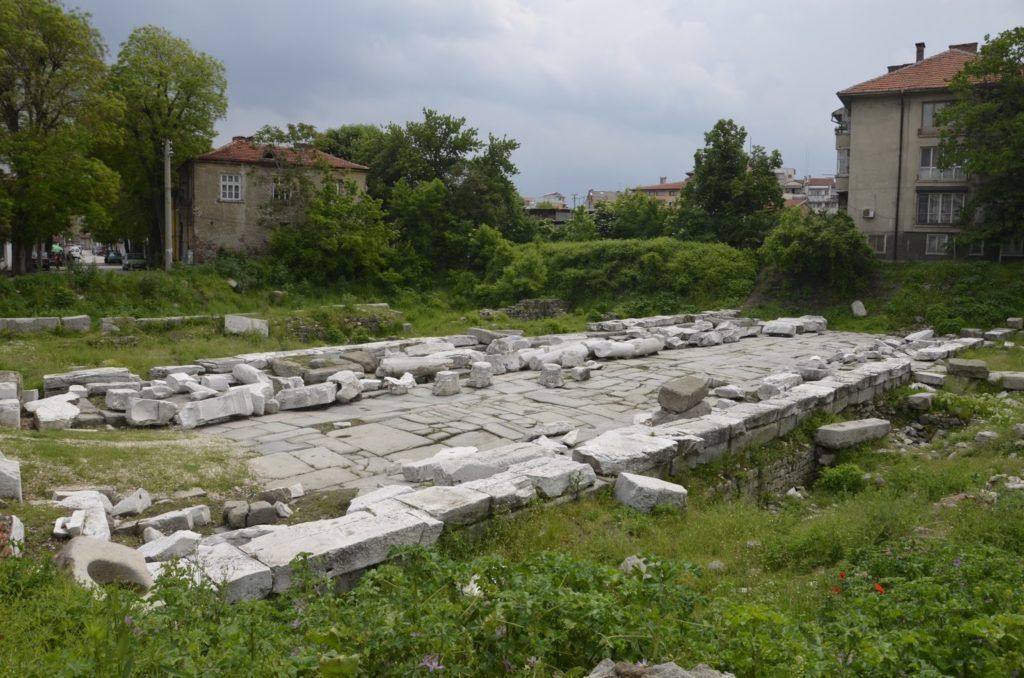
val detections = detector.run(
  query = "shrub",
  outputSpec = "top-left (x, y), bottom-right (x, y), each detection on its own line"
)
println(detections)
top-left (759, 210), bottom-right (877, 294)
top-left (479, 238), bottom-right (757, 310)
top-left (817, 463), bottom-right (867, 494)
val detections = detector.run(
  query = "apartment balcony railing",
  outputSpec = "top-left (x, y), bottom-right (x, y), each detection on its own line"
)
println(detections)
top-left (917, 167), bottom-right (967, 181)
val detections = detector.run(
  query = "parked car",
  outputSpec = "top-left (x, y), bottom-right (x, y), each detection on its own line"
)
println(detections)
top-left (122, 252), bottom-right (147, 270)
top-left (104, 250), bottom-right (123, 265)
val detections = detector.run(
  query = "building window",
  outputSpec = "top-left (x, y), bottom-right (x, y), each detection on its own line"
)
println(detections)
top-left (272, 179), bottom-right (291, 202)
top-left (917, 191), bottom-right (965, 225)
top-left (922, 101), bottom-right (952, 128)
top-left (836, 149), bottom-right (850, 176)
top-left (925, 233), bottom-right (950, 255)
top-left (867, 234), bottom-right (887, 254)
top-left (918, 147), bottom-right (966, 181)
top-left (219, 174), bottom-right (242, 201)
top-left (968, 240), bottom-right (985, 256)
top-left (1002, 239), bottom-right (1024, 257)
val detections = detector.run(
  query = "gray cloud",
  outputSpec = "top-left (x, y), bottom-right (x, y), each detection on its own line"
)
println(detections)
top-left (75, 0), bottom-right (1023, 199)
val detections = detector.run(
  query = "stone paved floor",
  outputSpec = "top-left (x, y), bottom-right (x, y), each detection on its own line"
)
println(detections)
top-left (198, 330), bottom-right (884, 494)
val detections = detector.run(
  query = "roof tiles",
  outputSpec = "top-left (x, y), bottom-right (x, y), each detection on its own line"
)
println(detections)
top-left (839, 48), bottom-right (976, 97)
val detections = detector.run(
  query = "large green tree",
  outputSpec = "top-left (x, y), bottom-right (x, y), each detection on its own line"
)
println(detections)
top-left (107, 25), bottom-right (227, 264)
top-left (938, 27), bottom-right (1024, 247)
top-left (0, 0), bottom-right (121, 273)
top-left (681, 119), bottom-right (783, 247)
top-left (320, 110), bottom-right (531, 272)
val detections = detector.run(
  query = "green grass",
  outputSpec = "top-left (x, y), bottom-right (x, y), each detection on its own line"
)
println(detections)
top-left (959, 341), bottom-right (1024, 372)
top-left (746, 261), bottom-right (1024, 334)
top-left (1, 428), bottom-right (255, 557)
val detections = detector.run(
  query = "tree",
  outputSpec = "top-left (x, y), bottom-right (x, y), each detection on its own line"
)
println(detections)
top-left (269, 180), bottom-right (395, 288)
top-left (759, 209), bottom-right (876, 293)
top-left (0, 0), bottom-right (122, 273)
top-left (681, 119), bottom-right (784, 247)
top-left (938, 28), bottom-right (1024, 246)
top-left (321, 109), bottom-right (531, 253)
top-left (601, 191), bottom-right (667, 239)
top-left (107, 26), bottom-right (227, 264)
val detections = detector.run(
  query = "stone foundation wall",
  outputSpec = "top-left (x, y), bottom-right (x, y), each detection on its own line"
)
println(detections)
top-left (706, 447), bottom-right (819, 501)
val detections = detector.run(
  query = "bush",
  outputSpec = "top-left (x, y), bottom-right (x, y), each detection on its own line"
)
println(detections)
top-left (478, 238), bottom-right (757, 310)
top-left (817, 463), bottom-right (867, 494)
top-left (759, 210), bottom-right (877, 294)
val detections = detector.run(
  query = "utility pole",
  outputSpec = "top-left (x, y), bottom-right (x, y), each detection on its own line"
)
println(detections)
top-left (163, 139), bottom-right (173, 271)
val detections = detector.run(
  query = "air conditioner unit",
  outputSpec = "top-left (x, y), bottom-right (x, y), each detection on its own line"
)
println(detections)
top-left (862, 208), bottom-right (876, 219)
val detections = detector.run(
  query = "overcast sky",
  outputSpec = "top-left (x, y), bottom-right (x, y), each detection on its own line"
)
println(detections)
top-left (75, 0), bottom-right (1021, 203)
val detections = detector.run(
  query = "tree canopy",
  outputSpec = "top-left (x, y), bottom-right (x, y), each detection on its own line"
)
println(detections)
top-left (938, 27), bottom-right (1024, 246)
top-left (319, 109), bottom-right (531, 275)
top-left (681, 119), bottom-right (783, 247)
top-left (106, 25), bottom-right (227, 262)
top-left (0, 0), bottom-right (122, 271)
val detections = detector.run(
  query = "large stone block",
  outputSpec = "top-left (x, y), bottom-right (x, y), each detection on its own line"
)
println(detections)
top-left (224, 314), bottom-right (269, 337)
top-left (762, 321), bottom-right (797, 337)
top-left (814, 418), bottom-right (891, 450)
top-left (240, 508), bottom-right (442, 593)
top-left (461, 472), bottom-right (537, 512)
top-left (947, 358), bottom-right (989, 380)
top-left (191, 542), bottom-right (273, 603)
top-left (0, 399), bottom-right (20, 429)
top-left (111, 488), bottom-right (152, 517)
top-left (60, 315), bottom-right (91, 332)
top-left (277, 382), bottom-right (337, 410)
top-left (0, 371), bottom-right (23, 402)
top-left (43, 367), bottom-right (134, 398)
top-left (0, 454), bottom-right (22, 502)
top-left (506, 456), bottom-right (597, 499)
top-left (989, 372), bottom-right (1024, 391)
top-left (658, 376), bottom-right (709, 414)
top-left (432, 371), bottom-right (461, 396)
top-left (104, 388), bottom-right (139, 412)
top-left (0, 317), bottom-right (59, 333)
top-left (137, 530), bottom-right (201, 562)
top-left (176, 389), bottom-right (254, 429)
top-left (573, 429), bottom-right (681, 475)
top-left (396, 486), bottom-right (491, 525)
top-left (378, 356), bottom-right (453, 379)
top-left (329, 370), bottom-right (363, 403)
top-left (615, 473), bottom-right (688, 513)
top-left (138, 509), bottom-right (193, 534)
top-left (33, 399), bottom-right (79, 431)
top-left (126, 399), bottom-right (178, 427)
top-left (433, 442), bottom-right (551, 485)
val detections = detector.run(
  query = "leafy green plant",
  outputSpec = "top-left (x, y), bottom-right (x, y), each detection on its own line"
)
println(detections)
top-left (817, 463), bottom-right (867, 495)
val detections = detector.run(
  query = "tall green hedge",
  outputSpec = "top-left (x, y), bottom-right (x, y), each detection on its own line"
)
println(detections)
top-left (480, 238), bottom-right (757, 311)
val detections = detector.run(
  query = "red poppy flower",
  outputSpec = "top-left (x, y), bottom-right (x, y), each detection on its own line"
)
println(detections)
top-left (874, 582), bottom-right (885, 595)
top-left (831, 586), bottom-right (841, 594)
top-left (839, 572), bottom-right (846, 579)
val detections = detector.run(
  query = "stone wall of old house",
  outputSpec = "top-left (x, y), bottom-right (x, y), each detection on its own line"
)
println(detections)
top-left (187, 162), bottom-right (368, 264)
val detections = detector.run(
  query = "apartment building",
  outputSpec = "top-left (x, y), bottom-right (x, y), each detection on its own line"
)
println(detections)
top-left (833, 41), bottom-right (1019, 260)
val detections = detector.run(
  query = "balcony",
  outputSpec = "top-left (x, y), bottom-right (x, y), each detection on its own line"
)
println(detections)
top-left (835, 176), bottom-right (849, 192)
top-left (835, 132), bottom-right (850, 149)
top-left (917, 167), bottom-right (966, 182)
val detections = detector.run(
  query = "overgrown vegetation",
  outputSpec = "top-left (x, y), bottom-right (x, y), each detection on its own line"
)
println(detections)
top-left (3, 381), bottom-right (1023, 674)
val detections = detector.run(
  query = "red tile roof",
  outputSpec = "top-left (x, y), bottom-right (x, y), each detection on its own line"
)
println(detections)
top-left (804, 177), bottom-right (835, 187)
top-left (634, 180), bottom-right (686, 191)
top-left (196, 137), bottom-right (368, 171)
top-left (784, 197), bottom-right (809, 208)
top-left (839, 47), bottom-right (976, 97)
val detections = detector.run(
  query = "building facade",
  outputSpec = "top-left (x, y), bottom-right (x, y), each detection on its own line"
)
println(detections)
top-left (179, 136), bottom-right (368, 264)
top-left (834, 41), bottom-right (1019, 261)
top-left (632, 177), bottom-right (686, 205)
